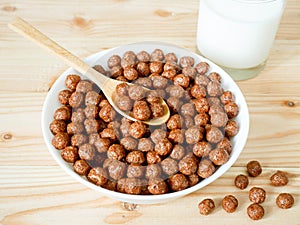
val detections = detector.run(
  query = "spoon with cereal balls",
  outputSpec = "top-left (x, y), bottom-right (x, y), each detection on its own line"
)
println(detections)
top-left (8, 17), bottom-right (170, 126)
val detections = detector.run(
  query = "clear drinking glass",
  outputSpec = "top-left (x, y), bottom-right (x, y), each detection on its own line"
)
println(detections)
top-left (197, 0), bottom-right (286, 81)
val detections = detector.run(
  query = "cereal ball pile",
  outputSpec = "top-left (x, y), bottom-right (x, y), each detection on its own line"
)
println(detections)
top-left (197, 160), bottom-right (295, 220)
top-left (50, 49), bottom-right (241, 195)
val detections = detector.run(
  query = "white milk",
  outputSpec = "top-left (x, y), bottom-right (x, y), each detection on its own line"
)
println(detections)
top-left (197, 0), bottom-right (285, 69)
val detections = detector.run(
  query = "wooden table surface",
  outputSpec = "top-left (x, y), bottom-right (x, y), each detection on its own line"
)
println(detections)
top-left (1, 0), bottom-right (299, 224)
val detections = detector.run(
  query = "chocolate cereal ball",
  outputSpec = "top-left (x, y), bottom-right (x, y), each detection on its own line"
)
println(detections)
top-left (165, 52), bottom-right (178, 63)
top-left (50, 119), bottom-right (66, 135)
top-left (149, 61), bottom-right (164, 74)
top-left (150, 129), bottom-right (167, 144)
top-left (195, 62), bottom-right (210, 75)
top-left (71, 108), bottom-right (85, 123)
top-left (99, 104), bottom-right (116, 123)
top-left (76, 80), bottom-right (93, 93)
top-left (116, 95), bottom-right (133, 111)
top-left (128, 84), bottom-right (146, 101)
top-left (52, 132), bottom-right (69, 150)
top-left (73, 159), bottom-right (91, 176)
top-left (137, 50), bottom-right (151, 62)
top-left (249, 187), bottom-right (266, 204)
top-left (206, 125), bottom-right (224, 144)
top-left (132, 100), bottom-right (151, 121)
top-left (180, 56), bottom-right (194, 68)
top-left (107, 55), bottom-right (121, 68)
top-left (107, 144), bottom-right (125, 161)
top-left (270, 171), bottom-right (289, 186)
top-left (124, 178), bottom-right (142, 195)
top-left (65, 74), bottom-right (81, 91)
top-left (161, 158), bottom-right (178, 176)
top-left (155, 138), bottom-right (173, 156)
top-left (61, 146), bottom-right (78, 163)
top-left (198, 199), bottom-right (215, 215)
top-left (87, 167), bottom-right (108, 186)
top-left (148, 178), bottom-right (168, 195)
top-left (129, 121), bottom-right (146, 139)
top-left (222, 195), bottom-right (238, 213)
top-left (145, 164), bottom-right (162, 180)
top-left (58, 89), bottom-right (72, 105)
top-left (120, 136), bottom-right (138, 151)
top-left (170, 144), bottom-right (185, 160)
top-left (94, 138), bottom-right (110, 153)
top-left (168, 174), bottom-right (189, 191)
top-left (179, 153), bottom-right (198, 175)
top-left (138, 138), bottom-right (154, 152)
top-left (126, 151), bottom-right (145, 164)
top-left (247, 160), bottom-right (262, 177)
top-left (209, 148), bottom-right (229, 166)
top-left (146, 151), bottom-right (162, 164)
top-left (197, 159), bottom-right (216, 179)
top-left (247, 203), bottom-right (264, 220)
top-left (127, 164), bottom-right (144, 178)
top-left (115, 83), bottom-right (129, 96)
top-left (69, 91), bottom-right (84, 108)
top-left (173, 74), bottom-right (190, 88)
top-left (151, 49), bottom-right (164, 62)
top-left (276, 193), bottom-right (294, 209)
top-left (225, 119), bottom-right (239, 137)
top-left (234, 174), bottom-right (249, 190)
top-left (185, 126), bottom-right (203, 145)
top-left (54, 106), bottom-right (71, 121)
top-left (224, 102), bottom-right (239, 119)
top-left (78, 143), bottom-right (96, 161)
top-left (193, 141), bottom-right (212, 158)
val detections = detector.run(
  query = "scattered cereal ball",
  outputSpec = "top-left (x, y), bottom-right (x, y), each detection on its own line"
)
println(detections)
top-left (148, 178), bottom-right (168, 195)
top-left (247, 160), bottom-right (262, 177)
top-left (276, 193), bottom-right (294, 209)
top-left (65, 74), bottom-right (81, 91)
top-left (247, 203), bottom-right (264, 220)
top-left (222, 195), bottom-right (238, 213)
top-left (52, 132), bottom-right (69, 150)
top-left (87, 167), bottom-right (108, 186)
top-left (168, 174), bottom-right (189, 191)
top-left (198, 199), bottom-right (215, 215)
top-left (270, 171), bottom-right (289, 186)
top-left (234, 174), bottom-right (249, 190)
top-left (249, 187), bottom-right (266, 204)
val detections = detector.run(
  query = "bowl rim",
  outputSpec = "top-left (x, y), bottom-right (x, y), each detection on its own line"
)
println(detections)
top-left (41, 41), bottom-right (249, 204)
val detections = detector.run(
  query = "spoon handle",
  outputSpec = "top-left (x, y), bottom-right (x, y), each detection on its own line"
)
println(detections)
top-left (8, 17), bottom-right (108, 86)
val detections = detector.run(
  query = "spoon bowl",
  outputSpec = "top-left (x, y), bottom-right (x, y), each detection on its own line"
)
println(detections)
top-left (8, 17), bottom-right (170, 126)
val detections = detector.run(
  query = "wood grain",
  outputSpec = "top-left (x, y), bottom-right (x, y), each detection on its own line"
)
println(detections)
top-left (1, 0), bottom-right (300, 224)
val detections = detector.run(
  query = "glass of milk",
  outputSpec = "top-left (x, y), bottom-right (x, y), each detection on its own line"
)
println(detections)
top-left (197, 0), bottom-right (286, 81)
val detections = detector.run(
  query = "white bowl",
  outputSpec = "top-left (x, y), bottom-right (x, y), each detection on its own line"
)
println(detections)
top-left (41, 41), bottom-right (249, 204)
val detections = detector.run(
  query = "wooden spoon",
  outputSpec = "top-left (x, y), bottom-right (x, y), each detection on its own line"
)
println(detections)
top-left (8, 17), bottom-right (170, 126)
